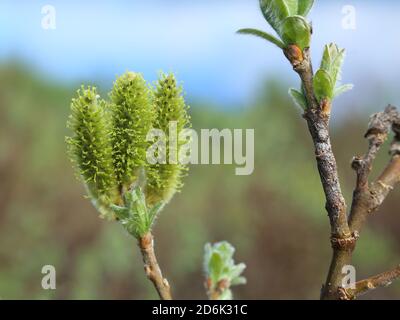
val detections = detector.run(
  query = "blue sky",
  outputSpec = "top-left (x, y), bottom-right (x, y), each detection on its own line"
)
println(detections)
top-left (1, 0), bottom-right (400, 112)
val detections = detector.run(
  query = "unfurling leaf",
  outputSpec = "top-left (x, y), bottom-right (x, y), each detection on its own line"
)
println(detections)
top-left (237, 28), bottom-right (285, 49)
top-left (281, 0), bottom-right (298, 16)
top-left (320, 43), bottom-right (346, 87)
top-left (334, 84), bottom-right (354, 98)
top-left (280, 15), bottom-right (311, 50)
top-left (204, 241), bottom-right (246, 300)
top-left (110, 186), bottom-right (159, 238)
top-left (289, 88), bottom-right (308, 110)
top-left (259, 0), bottom-right (292, 33)
top-left (242, 1), bottom-right (314, 50)
top-left (297, 0), bottom-right (314, 16)
top-left (318, 43), bottom-right (352, 101)
top-left (313, 69), bottom-right (333, 102)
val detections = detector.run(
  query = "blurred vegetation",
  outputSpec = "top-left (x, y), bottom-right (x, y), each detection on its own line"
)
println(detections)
top-left (0, 63), bottom-right (399, 299)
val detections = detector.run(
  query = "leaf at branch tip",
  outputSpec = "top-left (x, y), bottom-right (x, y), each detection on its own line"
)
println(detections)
top-left (259, 0), bottom-right (292, 34)
top-left (334, 84), bottom-right (354, 98)
top-left (313, 69), bottom-right (334, 102)
top-left (148, 201), bottom-right (164, 224)
top-left (231, 276), bottom-right (247, 286)
top-left (114, 186), bottom-right (163, 239)
top-left (321, 43), bottom-right (346, 87)
top-left (282, 0), bottom-right (298, 16)
top-left (237, 28), bottom-right (285, 49)
top-left (280, 15), bottom-right (311, 50)
top-left (297, 0), bottom-right (314, 16)
top-left (110, 204), bottom-right (129, 220)
top-left (288, 88), bottom-right (307, 110)
top-left (203, 241), bottom-right (246, 300)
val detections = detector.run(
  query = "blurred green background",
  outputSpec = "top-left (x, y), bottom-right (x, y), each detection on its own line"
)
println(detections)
top-left (1, 0), bottom-right (400, 299)
top-left (0, 64), bottom-right (399, 299)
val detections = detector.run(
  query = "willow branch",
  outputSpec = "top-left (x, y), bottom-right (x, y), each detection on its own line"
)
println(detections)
top-left (339, 265), bottom-right (400, 300)
top-left (138, 232), bottom-right (172, 300)
top-left (349, 106), bottom-right (400, 234)
top-left (286, 47), bottom-right (350, 239)
top-left (285, 47), bottom-right (354, 300)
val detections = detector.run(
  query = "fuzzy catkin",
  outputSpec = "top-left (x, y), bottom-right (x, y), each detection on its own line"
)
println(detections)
top-left (146, 73), bottom-right (190, 206)
top-left (66, 86), bottom-right (117, 211)
top-left (109, 72), bottom-right (156, 190)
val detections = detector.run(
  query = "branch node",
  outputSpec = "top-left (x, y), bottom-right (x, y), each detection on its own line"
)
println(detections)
top-left (351, 156), bottom-right (363, 171)
top-left (330, 232), bottom-right (358, 251)
top-left (284, 45), bottom-right (304, 67)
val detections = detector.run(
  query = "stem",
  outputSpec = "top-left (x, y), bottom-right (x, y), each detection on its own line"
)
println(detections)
top-left (289, 48), bottom-right (350, 237)
top-left (340, 265), bottom-right (400, 300)
top-left (349, 106), bottom-right (400, 234)
top-left (285, 47), bottom-right (353, 299)
top-left (350, 155), bottom-right (400, 233)
top-left (138, 232), bottom-right (172, 300)
top-left (205, 278), bottom-right (230, 300)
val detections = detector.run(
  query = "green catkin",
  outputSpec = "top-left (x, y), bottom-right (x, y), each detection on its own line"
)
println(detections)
top-left (66, 86), bottom-right (117, 217)
top-left (146, 73), bottom-right (190, 206)
top-left (109, 72), bottom-right (156, 191)
top-left (66, 72), bottom-right (191, 232)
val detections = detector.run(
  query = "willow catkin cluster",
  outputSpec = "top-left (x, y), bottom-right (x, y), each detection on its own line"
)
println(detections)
top-left (66, 72), bottom-right (190, 233)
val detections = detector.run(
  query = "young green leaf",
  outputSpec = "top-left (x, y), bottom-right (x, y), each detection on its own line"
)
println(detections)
top-left (313, 69), bottom-right (334, 102)
top-left (111, 186), bottom-right (159, 238)
top-left (280, 15), bottom-right (311, 50)
top-left (204, 241), bottom-right (246, 300)
top-left (259, 0), bottom-right (292, 34)
top-left (237, 28), bottom-right (285, 49)
top-left (320, 43), bottom-right (346, 87)
top-left (334, 84), bottom-right (354, 98)
top-left (289, 88), bottom-right (308, 110)
top-left (297, 0), bottom-right (314, 16)
top-left (281, 0), bottom-right (298, 16)
top-left (231, 276), bottom-right (247, 286)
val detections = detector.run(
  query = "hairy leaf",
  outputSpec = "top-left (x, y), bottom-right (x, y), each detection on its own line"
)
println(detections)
top-left (114, 187), bottom-right (159, 238)
top-left (237, 28), bottom-right (285, 49)
top-left (204, 241), bottom-right (246, 300)
top-left (321, 44), bottom-right (346, 86)
top-left (334, 84), bottom-right (354, 98)
top-left (289, 88), bottom-right (308, 110)
top-left (280, 15), bottom-right (311, 49)
top-left (231, 276), bottom-right (247, 286)
top-left (313, 69), bottom-right (334, 102)
top-left (282, 0), bottom-right (298, 16)
top-left (259, 0), bottom-right (291, 34)
top-left (297, 0), bottom-right (314, 16)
